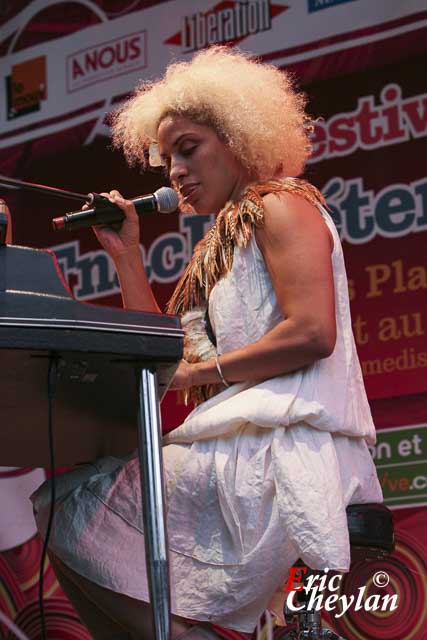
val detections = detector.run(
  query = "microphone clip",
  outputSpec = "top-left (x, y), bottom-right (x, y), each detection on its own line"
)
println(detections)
top-left (85, 193), bottom-right (112, 208)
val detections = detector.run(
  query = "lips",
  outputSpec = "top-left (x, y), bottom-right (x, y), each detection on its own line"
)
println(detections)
top-left (180, 183), bottom-right (199, 203)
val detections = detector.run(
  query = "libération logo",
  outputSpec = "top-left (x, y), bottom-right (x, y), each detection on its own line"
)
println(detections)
top-left (307, 0), bottom-right (358, 12)
top-left (6, 55), bottom-right (47, 120)
top-left (284, 566), bottom-right (398, 618)
top-left (164, 1), bottom-right (289, 53)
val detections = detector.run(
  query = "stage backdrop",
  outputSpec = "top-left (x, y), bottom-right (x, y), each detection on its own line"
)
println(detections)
top-left (0, 2), bottom-right (426, 639)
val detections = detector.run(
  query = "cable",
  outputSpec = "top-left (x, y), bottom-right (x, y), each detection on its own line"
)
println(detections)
top-left (38, 354), bottom-right (59, 640)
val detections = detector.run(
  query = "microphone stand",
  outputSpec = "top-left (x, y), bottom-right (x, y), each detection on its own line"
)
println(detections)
top-left (0, 173), bottom-right (174, 639)
top-left (0, 174), bottom-right (108, 207)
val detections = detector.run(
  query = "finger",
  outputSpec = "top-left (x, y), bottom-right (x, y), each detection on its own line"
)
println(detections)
top-left (108, 192), bottom-right (139, 221)
top-left (107, 190), bottom-right (127, 207)
top-left (107, 189), bottom-right (134, 210)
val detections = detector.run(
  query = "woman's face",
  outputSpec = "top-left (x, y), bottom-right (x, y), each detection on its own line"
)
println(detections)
top-left (157, 114), bottom-right (250, 214)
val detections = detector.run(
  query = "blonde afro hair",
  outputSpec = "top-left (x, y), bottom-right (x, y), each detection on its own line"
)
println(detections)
top-left (111, 46), bottom-right (312, 180)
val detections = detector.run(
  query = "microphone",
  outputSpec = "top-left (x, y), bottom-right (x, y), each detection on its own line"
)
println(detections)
top-left (52, 187), bottom-right (179, 231)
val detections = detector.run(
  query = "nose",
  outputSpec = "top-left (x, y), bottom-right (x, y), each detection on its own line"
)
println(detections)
top-left (169, 153), bottom-right (188, 184)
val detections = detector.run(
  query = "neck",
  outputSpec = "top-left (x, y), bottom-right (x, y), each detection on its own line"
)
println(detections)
top-left (223, 173), bottom-right (252, 210)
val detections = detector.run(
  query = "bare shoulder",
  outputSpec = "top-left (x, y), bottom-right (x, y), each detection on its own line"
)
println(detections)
top-left (256, 190), bottom-right (333, 254)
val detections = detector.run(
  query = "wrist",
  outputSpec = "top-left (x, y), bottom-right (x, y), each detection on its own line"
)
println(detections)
top-left (214, 355), bottom-right (230, 387)
top-left (192, 358), bottom-right (227, 387)
top-left (113, 243), bottom-right (143, 267)
top-left (191, 362), bottom-right (203, 386)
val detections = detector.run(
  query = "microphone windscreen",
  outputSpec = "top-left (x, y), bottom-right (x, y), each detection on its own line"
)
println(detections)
top-left (155, 187), bottom-right (179, 213)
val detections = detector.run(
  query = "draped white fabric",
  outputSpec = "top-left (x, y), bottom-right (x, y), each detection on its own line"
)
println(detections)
top-left (32, 205), bottom-right (382, 633)
top-left (165, 206), bottom-right (377, 446)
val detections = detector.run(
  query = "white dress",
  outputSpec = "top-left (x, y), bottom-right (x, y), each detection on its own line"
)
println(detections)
top-left (32, 204), bottom-right (382, 634)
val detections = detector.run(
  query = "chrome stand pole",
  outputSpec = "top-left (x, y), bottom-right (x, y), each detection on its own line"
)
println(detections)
top-left (137, 367), bottom-right (171, 640)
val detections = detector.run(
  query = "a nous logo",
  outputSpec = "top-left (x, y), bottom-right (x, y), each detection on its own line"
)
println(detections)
top-left (164, 1), bottom-right (289, 53)
top-left (67, 31), bottom-right (147, 92)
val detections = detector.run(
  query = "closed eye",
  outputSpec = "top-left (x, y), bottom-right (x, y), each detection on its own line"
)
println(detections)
top-left (181, 145), bottom-right (197, 157)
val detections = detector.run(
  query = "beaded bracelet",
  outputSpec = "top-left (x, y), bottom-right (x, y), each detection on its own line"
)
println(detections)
top-left (215, 355), bottom-right (230, 388)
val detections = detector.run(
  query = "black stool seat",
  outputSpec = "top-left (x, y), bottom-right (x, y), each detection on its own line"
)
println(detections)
top-left (347, 503), bottom-right (394, 562)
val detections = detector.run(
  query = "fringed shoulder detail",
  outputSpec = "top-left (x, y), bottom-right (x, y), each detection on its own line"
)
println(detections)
top-left (166, 184), bottom-right (265, 316)
top-left (257, 176), bottom-right (326, 209)
top-left (167, 177), bottom-right (325, 405)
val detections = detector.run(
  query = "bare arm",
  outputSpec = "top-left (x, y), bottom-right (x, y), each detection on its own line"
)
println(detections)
top-left (92, 191), bottom-right (160, 313)
top-left (113, 246), bottom-right (160, 313)
top-left (171, 192), bottom-right (336, 388)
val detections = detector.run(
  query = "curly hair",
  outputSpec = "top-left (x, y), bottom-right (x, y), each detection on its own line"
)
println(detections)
top-left (111, 46), bottom-right (312, 180)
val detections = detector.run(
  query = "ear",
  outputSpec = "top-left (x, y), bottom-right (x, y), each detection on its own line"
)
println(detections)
top-left (273, 163), bottom-right (284, 178)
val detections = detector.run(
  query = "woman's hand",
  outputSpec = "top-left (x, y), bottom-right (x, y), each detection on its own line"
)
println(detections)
top-left (169, 360), bottom-right (195, 390)
top-left (90, 190), bottom-right (141, 261)
top-left (87, 189), bottom-right (160, 313)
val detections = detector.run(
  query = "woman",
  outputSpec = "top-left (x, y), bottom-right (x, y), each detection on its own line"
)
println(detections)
top-left (33, 47), bottom-right (382, 639)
